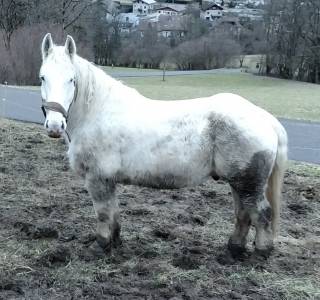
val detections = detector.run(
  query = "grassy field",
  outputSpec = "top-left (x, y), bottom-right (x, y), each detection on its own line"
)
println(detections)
top-left (122, 73), bottom-right (320, 122)
top-left (6, 70), bottom-right (320, 122)
top-left (100, 65), bottom-right (158, 73)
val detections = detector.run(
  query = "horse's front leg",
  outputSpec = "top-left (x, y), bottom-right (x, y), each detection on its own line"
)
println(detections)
top-left (86, 176), bottom-right (120, 251)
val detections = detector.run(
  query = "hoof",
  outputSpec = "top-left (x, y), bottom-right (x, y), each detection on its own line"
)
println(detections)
top-left (227, 240), bottom-right (247, 258)
top-left (96, 234), bottom-right (112, 252)
top-left (80, 241), bottom-right (108, 261)
top-left (96, 232), bottom-right (121, 252)
top-left (89, 241), bottom-right (110, 256)
top-left (254, 246), bottom-right (274, 259)
top-left (95, 219), bottom-right (121, 251)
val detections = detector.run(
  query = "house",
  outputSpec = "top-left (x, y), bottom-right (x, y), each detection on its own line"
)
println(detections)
top-left (133, 0), bottom-right (156, 15)
top-left (156, 4), bottom-right (187, 16)
top-left (118, 12), bottom-right (140, 25)
top-left (139, 13), bottom-right (162, 23)
top-left (201, 3), bottom-right (224, 21)
top-left (112, 0), bottom-right (133, 13)
top-left (117, 13), bottom-right (140, 34)
top-left (157, 15), bottom-right (186, 38)
top-left (136, 15), bottom-right (186, 38)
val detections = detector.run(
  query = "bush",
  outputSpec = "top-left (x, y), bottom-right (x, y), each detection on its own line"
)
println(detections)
top-left (170, 33), bottom-right (241, 70)
top-left (0, 24), bottom-right (93, 85)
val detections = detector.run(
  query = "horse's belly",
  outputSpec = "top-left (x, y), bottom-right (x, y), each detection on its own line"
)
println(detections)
top-left (119, 149), bottom-right (212, 188)
top-left (117, 168), bottom-right (209, 189)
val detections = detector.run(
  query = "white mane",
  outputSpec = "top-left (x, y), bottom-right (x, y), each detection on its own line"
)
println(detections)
top-left (74, 54), bottom-right (142, 110)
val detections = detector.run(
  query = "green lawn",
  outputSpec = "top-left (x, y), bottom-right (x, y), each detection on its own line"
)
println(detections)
top-left (122, 73), bottom-right (320, 122)
top-left (8, 71), bottom-right (320, 122)
top-left (100, 66), bottom-right (158, 73)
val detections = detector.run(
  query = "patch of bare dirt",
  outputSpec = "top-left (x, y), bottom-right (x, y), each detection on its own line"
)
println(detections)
top-left (0, 119), bottom-right (319, 300)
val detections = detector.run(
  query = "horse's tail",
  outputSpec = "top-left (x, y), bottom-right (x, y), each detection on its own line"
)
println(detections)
top-left (267, 123), bottom-right (288, 238)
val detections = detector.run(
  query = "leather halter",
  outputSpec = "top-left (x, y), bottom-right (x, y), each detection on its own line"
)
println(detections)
top-left (41, 101), bottom-right (68, 120)
top-left (41, 82), bottom-right (78, 142)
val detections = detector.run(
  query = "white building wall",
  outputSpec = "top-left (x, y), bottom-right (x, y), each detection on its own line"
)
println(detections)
top-left (133, 1), bottom-right (154, 15)
top-left (200, 9), bottom-right (223, 20)
top-left (157, 9), bottom-right (178, 16)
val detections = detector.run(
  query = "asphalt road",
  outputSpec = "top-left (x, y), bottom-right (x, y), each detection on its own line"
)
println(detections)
top-left (1, 83), bottom-right (319, 165)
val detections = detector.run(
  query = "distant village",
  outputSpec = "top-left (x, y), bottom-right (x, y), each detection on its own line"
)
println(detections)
top-left (108, 0), bottom-right (265, 37)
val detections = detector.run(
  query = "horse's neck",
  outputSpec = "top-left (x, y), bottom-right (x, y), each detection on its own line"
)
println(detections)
top-left (67, 58), bottom-right (145, 139)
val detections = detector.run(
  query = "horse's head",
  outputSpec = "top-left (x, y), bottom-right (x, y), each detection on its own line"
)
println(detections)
top-left (40, 33), bottom-right (77, 139)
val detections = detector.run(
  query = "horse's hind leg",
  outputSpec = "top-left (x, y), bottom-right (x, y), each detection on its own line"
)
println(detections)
top-left (86, 176), bottom-right (120, 251)
top-left (250, 195), bottom-right (273, 256)
top-left (229, 188), bottom-right (273, 257)
top-left (228, 151), bottom-right (275, 257)
top-left (228, 188), bottom-right (251, 257)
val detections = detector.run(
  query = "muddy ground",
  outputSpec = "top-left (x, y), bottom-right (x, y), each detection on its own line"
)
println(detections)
top-left (0, 119), bottom-right (319, 300)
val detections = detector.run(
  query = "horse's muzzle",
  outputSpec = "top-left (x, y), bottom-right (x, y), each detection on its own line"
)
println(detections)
top-left (48, 130), bottom-right (62, 138)
top-left (45, 119), bottom-right (66, 139)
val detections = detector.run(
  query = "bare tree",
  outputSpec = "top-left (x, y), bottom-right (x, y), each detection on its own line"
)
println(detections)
top-left (24, 0), bottom-right (94, 36)
top-left (0, 0), bottom-right (28, 50)
top-left (0, 23), bottom-right (61, 84)
top-left (47, 0), bottom-right (94, 35)
top-left (301, 0), bottom-right (320, 83)
top-left (170, 32), bottom-right (240, 70)
top-left (264, 0), bottom-right (320, 83)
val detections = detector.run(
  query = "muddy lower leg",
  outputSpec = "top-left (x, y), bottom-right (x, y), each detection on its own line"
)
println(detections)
top-left (226, 151), bottom-right (275, 257)
top-left (229, 188), bottom-right (274, 257)
top-left (228, 188), bottom-right (251, 256)
top-left (250, 197), bottom-right (274, 256)
top-left (86, 176), bottom-right (120, 251)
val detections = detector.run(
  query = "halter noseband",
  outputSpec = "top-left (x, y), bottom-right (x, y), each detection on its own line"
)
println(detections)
top-left (41, 101), bottom-right (68, 120)
top-left (41, 82), bottom-right (78, 142)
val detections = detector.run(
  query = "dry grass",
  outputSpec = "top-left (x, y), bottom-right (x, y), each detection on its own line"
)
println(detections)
top-left (0, 118), bottom-right (319, 299)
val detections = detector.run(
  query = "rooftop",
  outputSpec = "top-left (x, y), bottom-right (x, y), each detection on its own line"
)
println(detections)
top-left (133, 0), bottom-right (156, 4)
top-left (156, 4), bottom-right (187, 12)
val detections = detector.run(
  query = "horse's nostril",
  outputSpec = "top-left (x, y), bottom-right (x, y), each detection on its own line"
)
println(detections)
top-left (45, 120), bottom-right (49, 129)
top-left (61, 122), bottom-right (65, 130)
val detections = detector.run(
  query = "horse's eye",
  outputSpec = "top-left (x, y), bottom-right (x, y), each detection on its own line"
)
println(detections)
top-left (70, 78), bottom-right (74, 83)
top-left (40, 76), bottom-right (45, 82)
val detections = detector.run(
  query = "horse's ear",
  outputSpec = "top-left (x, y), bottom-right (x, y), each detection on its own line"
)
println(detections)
top-left (41, 33), bottom-right (53, 60)
top-left (65, 35), bottom-right (76, 59)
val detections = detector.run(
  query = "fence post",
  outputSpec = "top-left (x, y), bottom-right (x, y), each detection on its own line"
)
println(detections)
top-left (1, 81), bottom-right (7, 118)
top-left (162, 64), bottom-right (166, 82)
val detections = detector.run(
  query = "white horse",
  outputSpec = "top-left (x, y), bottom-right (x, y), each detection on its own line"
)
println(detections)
top-left (40, 34), bottom-right (288, 257)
